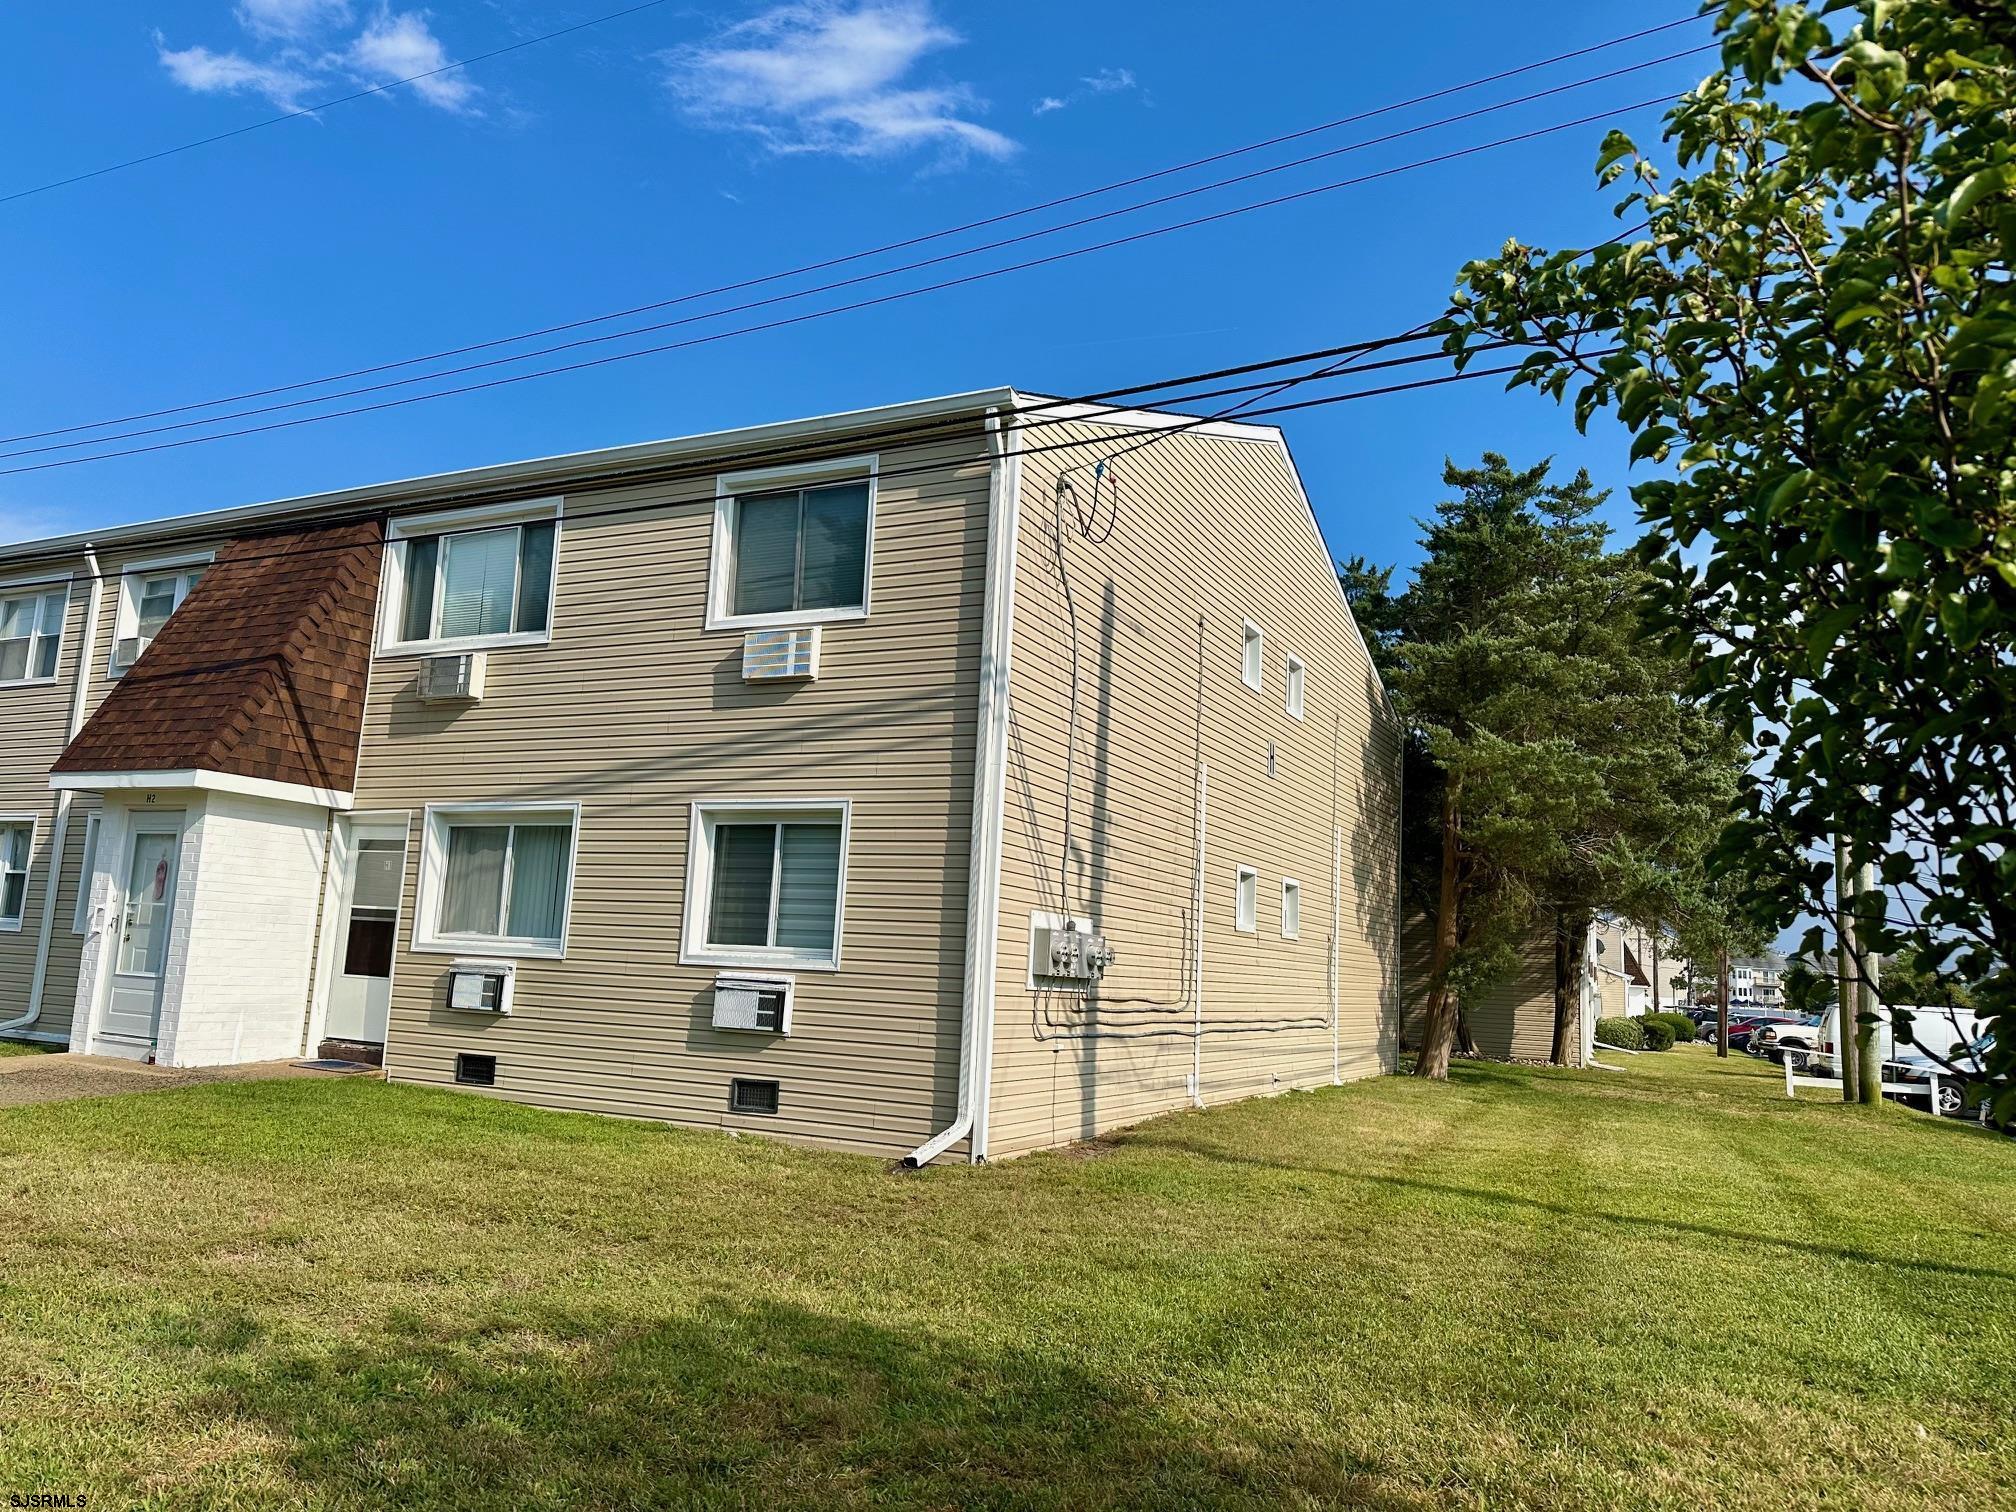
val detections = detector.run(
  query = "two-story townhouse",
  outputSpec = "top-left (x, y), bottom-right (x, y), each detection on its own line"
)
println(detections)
top-left (0, 388), bottom-right (1401, 1161)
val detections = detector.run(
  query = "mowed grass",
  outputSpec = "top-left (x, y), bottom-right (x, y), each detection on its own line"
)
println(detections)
top-left (0, 1037), bottom-right (57, 1057)
top-left (0, 1049), bottom-right (2010, 1510)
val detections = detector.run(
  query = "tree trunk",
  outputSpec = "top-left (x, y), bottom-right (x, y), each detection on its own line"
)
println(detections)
top-left (1716, 947), bottom-right (1730, 1059)
top-left (1413, 778), bottom-right (1463, 1079)
top-left (1836, 834), bottom-right (1859, 1101)
top-left (1455, 1005), bottom-right (1478, 1057)
top-left (1550, 909), bottom-right (1589, 1066)
top-left (1650, 924), bottom-right (1662, 1017)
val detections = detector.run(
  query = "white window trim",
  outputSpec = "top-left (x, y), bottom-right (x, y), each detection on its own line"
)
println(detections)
top-left (71, 811), bottom-right (101, 935)
top-left (0, 573), bottom-right (72, 689)
top-left (681, 797), bottom-right (852, 972)
top-left (0, 813), bottom-right (39, 933)
top-left (1280, 877), bottom-right (1302, 941)
top-left (1283, 654), bottom-right (1306, 720)
top-left (1233, 864), bottom-right (1257, 934)
top-left (377, 497), bottom-right (563, 658)
top-left (108, 552), bottom-right (212, 677)
top-left (411, 799), bottom-right (582, 960)
top-left (1240, 620), bottom-right (1264, 693)
top-left (705, 454), bottom-right (877, 632)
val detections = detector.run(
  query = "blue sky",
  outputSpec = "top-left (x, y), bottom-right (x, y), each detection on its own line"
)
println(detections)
top-left (0, 1), bottom-right (1720, 579)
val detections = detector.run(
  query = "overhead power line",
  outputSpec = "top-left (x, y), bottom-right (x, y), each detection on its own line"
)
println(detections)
top-left (1, 0), bottom-right (681, 206)
top-left (0, 332), bottom-right (1625, 591)
top-left (2, 92), bottom-right (1675, 479)
top-left (0, 49), bottom-right (1711, 466)
top-left (0, 12), bottom-right (1712, 447)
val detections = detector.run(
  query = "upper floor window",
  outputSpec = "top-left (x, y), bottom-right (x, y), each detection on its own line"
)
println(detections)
top-left (1234, 864), bottom-right (1258, 933)
top-left (1284, 654), bottom-right (1306, 719)
top-left (110, 557), bottom-right (208, 674)
top-left (1241, 622), bottom-right (1264, 692)
top-left (382, 501), bottom-right (560, 655)
top-left (0, 584), bottom-right (69, 685)
top-left (1280, 878), bottom-right (1302, 940)
top-left (709, 458), bottom-right (875, 630)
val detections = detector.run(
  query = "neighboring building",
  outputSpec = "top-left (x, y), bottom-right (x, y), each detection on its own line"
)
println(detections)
top-left (1730, 953), bottom-right (1789, 1008)
top-left (1400, 916), bottom-right (1605, 1068)
top-left (0, 390), bottom-right (1402, 1162)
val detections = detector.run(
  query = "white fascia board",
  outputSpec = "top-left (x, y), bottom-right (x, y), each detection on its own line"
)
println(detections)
top-left (50, 768), bottom-right (353, 811)
top-left (0, 389), bottom-right (1021, 565)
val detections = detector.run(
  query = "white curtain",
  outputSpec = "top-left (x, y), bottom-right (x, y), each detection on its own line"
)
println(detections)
top-left (505, 824), bottom-right (571, 940)
top-left (441, 825), bottom-right (507, 935)
top-left (439, 528), bottom-right (519, 639)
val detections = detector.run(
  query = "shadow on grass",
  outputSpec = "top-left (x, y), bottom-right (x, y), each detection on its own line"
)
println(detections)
top-left (1146, 1141), bottom-right (2016, 1285)
top-left (197, 1298), bottom-right (1433, 1511)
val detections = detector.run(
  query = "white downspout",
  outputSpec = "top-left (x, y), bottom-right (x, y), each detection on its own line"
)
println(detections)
top-left (7, 547), bottom-right (104, 1039)
top-left (905, 403), bottom-right (1021, 1168)
top-left (1330, 823), bottom-right (1342, 1085)
top-left (1190, 760), bottom-right (1206, 1105)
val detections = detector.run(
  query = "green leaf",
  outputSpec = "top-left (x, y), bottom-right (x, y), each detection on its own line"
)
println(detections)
top-left (1941, 165), bottom-right (2011, 228)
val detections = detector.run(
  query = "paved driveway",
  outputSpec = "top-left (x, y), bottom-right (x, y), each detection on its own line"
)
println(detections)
top-left (0, 1053), bottom-right (358, 1109)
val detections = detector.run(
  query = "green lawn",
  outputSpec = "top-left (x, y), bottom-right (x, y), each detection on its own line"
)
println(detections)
top-left (0, 1048), bottom-right (2009, 1510)
top-left (0, 1037), bottom-right (57, 1057)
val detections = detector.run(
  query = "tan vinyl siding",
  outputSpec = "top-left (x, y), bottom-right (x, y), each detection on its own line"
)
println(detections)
top-left (0, 561), bottom-right (95, 1035)
top-left (988, 418), bottom-right (1401, 1158)
top-left (360, 431), bottom-right (991, 1158)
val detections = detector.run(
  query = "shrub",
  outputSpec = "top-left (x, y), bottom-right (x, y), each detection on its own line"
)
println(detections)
top-left (1645, 1011), bottom-right (1696, 1044)
top-left (1640, 1019), bottom-right (1676, 1052)
top-left (1595, 1016), bottom-right (1643, 1050)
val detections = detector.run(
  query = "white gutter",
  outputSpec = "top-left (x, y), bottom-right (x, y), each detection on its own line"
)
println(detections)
top-left (6, 547), bottom-right (103, 1039)
top-left (904, 404), bottom-right (1022, 1168)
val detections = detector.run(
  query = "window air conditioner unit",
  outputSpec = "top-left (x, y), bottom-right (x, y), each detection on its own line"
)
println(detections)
top-left (741, 626), bottom-right (820, 682)
top-left (112, 636), bottom-right (145, 670)
top-left (446, 959), bottom-right (515, 1015)
top-left (711, 972), bottom-right (793, 1034)
top-left (420, 651), bottom-right (486, 703)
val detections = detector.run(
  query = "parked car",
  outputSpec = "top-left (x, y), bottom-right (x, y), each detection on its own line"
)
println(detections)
top-left (1887, 1032), bottom-right (1999, 1119)
top-left (1718, 1012), bottom-right (1800, 1052)
top-left (1751, 1014), bottom-right (1827, 1064)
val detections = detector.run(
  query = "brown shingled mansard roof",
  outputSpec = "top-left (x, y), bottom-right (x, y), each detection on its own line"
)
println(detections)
top-left (53, 518), bottom-right (383, 797)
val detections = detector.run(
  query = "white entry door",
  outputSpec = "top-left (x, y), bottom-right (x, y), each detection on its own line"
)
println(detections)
top-left (103, 818), bottom-right (184, 1045)
top-left (323, 821), bottom-right (407, 1044)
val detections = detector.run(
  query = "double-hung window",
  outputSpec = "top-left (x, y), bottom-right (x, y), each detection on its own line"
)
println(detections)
top-left (415, 803), bottom-right (579, 958)
top-left (710, 458), bottom-right (874, 628)
top-left (0, 820), bottom-right (34, 931)
top-left (383, 503), bottom-right (560, 654)
top-left (0, 584), bottom-right (69, 684)
top-left (110, 558), bottom-right (208, 673)
top-left (684, 801), bottom-right (850, 969)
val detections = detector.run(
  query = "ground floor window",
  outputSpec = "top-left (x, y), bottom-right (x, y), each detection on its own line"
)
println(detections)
top-left (0, 819), bottom-right (32, 929)
top-left (683, 800), bottom-right (851, 970)
top-left (415, 803), bottom-right (579, 958)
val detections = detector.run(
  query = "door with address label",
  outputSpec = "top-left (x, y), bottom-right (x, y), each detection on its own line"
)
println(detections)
top-left (103, 817), bottom-right (183, 1045)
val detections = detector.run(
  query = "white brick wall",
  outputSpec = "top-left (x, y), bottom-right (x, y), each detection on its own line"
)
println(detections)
top-left (157, 792), bottom-right (329, 1067)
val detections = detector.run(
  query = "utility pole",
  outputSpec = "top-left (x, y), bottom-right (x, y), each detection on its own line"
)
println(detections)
top-left (1716, 946), bottom-right (1730, 1059)
top-left (1836, 835), bottom-right (1859, 1102)
top-left (1855, 858), bottom-right (1883, 1105)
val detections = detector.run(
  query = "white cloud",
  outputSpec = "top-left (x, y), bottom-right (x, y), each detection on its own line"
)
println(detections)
top-left (157, 41), bottom-right (318, 111)
top-left (1031, 65), bottom-right (1140, 116)
top-left (346, 8), bottom-right (478, 111)
top-left (158, 4), bottom-right (477, 115)
top-left (235, 0), bottom-right (352, 40)
top-left (666, 2), bottom-right (1016, 164)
